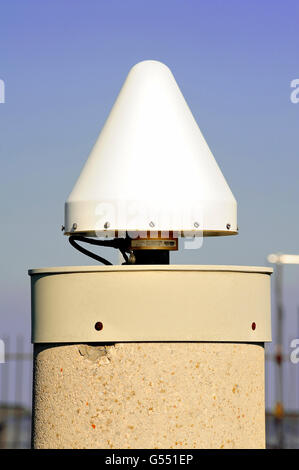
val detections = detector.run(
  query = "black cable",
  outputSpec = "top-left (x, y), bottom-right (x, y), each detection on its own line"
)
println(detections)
top-left (69, 235), bottom-right (131, 265)
top-left (69, 236), bottom-right (113, 265)
top-left (120, 248), bottom-right (129, 264)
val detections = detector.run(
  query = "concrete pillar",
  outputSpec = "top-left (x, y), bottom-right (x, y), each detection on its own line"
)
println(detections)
top-left (29, 266), bottom-right (272, 449)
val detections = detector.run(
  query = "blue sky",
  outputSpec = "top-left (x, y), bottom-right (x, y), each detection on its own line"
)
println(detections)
top-left (0, 1), bottom-right (299, 407)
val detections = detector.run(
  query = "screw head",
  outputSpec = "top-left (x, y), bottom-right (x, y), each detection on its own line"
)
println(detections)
top-left (61, 225), bottom-right (65, 231)
top-left (104, 221), bottom-right (110, 229)
top-left (226, 223), bottom-right (231, 230)
top-left (251, 322), bottom-right (256, 331)
top-left (194, 222), bottom-right (199, 228)
top-left (149, 221), bottom-right (155, 228)
top-left (94, 321), bottom-right (103, 331)
top-left (72, 223), bottom-right (77, 230)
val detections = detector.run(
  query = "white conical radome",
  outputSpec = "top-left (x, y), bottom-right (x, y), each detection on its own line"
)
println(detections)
top-left (65, 60), bottom-right (237, 236)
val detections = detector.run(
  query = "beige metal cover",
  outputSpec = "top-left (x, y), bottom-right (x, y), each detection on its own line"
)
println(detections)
top-left (29, 265), bottom-right (272, 343)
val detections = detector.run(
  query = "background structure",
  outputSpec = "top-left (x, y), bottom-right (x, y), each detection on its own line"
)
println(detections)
top-left (0, 0), bottom-right (299, 448)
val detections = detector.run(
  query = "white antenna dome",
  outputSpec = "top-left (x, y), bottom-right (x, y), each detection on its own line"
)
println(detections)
top-left (65, 60), bottom-right (237, 237)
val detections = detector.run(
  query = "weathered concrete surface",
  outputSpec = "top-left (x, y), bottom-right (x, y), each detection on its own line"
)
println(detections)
top-left (32, 342), bottom-right (265, 449)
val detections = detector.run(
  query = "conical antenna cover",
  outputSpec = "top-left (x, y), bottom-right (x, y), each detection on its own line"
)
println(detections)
top-left (65, 60), bottom-right (237, 236)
